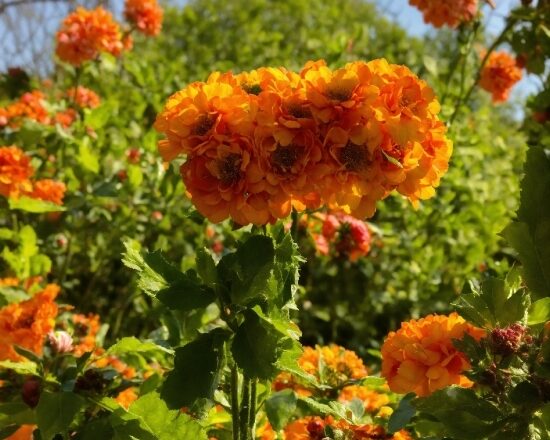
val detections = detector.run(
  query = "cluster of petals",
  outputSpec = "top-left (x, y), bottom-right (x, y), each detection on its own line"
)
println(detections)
top-left (479, 51), bottom-right (523, 103)
top-left (55, 7), bottom-right (127, 66)
top-left (273, 344), bottom-right (368, 394)
top-left (67, 86), bottom-right (101, 109)
top-left (0, 146), bottom-right (66, 205)
top-left (155, 59), bottom-right (452, 225)
top-left (338, 384), bottom-right (390, 413)
top-left (409, 0), bottom-right (478, 28)
top-left (0, 91), bottom-right (50, 128)
top-left (381, 312), bottom-right (485, 397)
top-left (268, 416), bottom-right (413, 440)
top-left (0, 283), bottom-right (60, 361)
top-left (115, 387), bottom-right (139, 409)
top-left (5, 425), bottom-right (36, 440)
top-left (124, 0), bottom-right (164, 36)
top-left (312, 212), bottom-right (371, 261)
top-left (70, 313), bottom-right (101, 356)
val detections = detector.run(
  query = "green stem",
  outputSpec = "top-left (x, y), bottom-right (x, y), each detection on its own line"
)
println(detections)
top-left (448, 20), bottom-right (515, 127)
top-left (239, 378), bottom-right (251, 440)
top-left (231, 365), bottom-right (240, 440)
top-left (248, 379), bottom-right (257, 438)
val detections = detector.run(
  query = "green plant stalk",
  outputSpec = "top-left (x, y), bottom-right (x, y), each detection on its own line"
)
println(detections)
top-left (448, 19), bottom-right (516, 127)
top-left (248, 379), bottom-right (257, 438)
top-left (231, 364), bottom-right (240, 440)
top-left (239, 378), bottom-right (251, 440)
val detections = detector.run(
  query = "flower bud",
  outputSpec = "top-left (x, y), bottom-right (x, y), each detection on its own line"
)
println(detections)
top-left (47, 330), bottom-right (73, 354)
top-left (490, 323), bottom-right (527, 356)
top-left (21, 377), bottom-right (41, 408)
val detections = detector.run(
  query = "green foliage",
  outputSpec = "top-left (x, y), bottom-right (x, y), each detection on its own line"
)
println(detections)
top-left (265, 389), bottom-right (297, 431)
top-left (36, 391), bottom-right (86, 439)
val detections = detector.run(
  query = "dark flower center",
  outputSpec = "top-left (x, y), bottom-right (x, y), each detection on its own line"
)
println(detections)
top-left (218, 153), bottom-right (242, 186)
top-left (339, 142), bottom-right (367, 171)
top-left (271, 144), bottom-right (300, 174)
top-left (242, 83), bottom-right (262, 95)
top-left (327, 84), bottom-right (353, 102)
top-left (193, 114), bottom-right (216, 136)
top-left (286, 103), bottom-right (312, 119)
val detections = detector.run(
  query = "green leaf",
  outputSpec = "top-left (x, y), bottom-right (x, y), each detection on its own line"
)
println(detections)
top-left (0, 360), bottom-right (38, 375)
top-left (78, 417), bottom-right (114, 440)
top-left (78, 137), bottom-right (100, 174)
top-left (510, 381), bottom-right (542, 409)
top-left (196, 248), bottom-right (217, 287)
top-left (84, 105), bottom-right (111, 130)
top-left (0, 403), bottom-right (35, 429)
top-left (528, 298), bottom-right (550, 326)
top-left (274, 341), bottom-right (318, 389)
top-left (122, 239), bottom-right (167, 295)
top-left (114, 392), bottom-right (207, 439)
top-left (423, 55), bottom-right (438, 76)
top-left (106, 337), bottom-right (173, 357)
top-left (297, 396), bottom-right (350, 421)
top-left (161, 329), bottom-right (227, 408)
top-left (127, 165), bottom-right (143, 188)
top-left (36, 391), bottom-right (85, 439)
top-left (414, 387), bottom-right (505, 440)
top-left (388, 393), bottom-right (415, 433)
top-left (156, 277), bottom-right (216, 312)
top-left (231, 309), bottom-right (289, 380)
top-left (8, 196), bottom-right (66, 213)
top-left (265, 389), bottom-right (297, 431)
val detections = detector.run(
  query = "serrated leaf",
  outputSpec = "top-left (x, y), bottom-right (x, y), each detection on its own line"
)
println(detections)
top-left (298, 396), bottom-right (350, 421)
top-left (36, 392), bottom-right (85, 439)
top-left (161, 329), bottom-right (227, 408)
top-left (106, 337), bottom-right (173, 357)
top-left (196, 248), bottom-right (217, 287)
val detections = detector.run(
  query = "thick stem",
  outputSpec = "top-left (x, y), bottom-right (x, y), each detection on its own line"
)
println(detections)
top-left (231, 365), bottom-right (240, 440)
top-left (239, 378), bottom-right (251, 440)
top-left (248, 379), bottom-right (257, 438)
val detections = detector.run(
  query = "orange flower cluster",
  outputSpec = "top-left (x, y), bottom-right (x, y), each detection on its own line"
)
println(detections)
top-left (409, 0), bottom-right (478, 28)
top-left (0, 146), bottom-right (66, 205)
top-left (338, 384), bottom-right (390, 413)
top-left (115, 387), bottom-right (139, 409)
top-left (273, 344), bottom-right (368, 394)
top-left (56, 7), bottom-right (126, 66)
top-left (280, 416), bottom-right (412, 440)
top-left (5, 425), bottom-right (36, 440)
top-left (0, 284), bottom-right (59, 361)
top-left (155, 59), bottom-right (452, 225)
top-left (94, 352), bottom-right (137, 379)
top-left (479, 51), bottom-right (523, 103)
top-left (381, 312), bottom-right (485, 397)
top-left (67, 86), bottom-right (101, 109)
top-left (124, 0), bottom-right (163, 36)
top-left (71, 313), bottom-right (101, 356)
top-left (0, 91), bottom-right (50, 128)
top-left (311, 212), bottom-right (371, 261)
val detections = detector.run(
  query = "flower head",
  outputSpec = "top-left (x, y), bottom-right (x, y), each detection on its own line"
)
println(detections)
top-left (56, 7), bottom-right (125, 66)
top-left (47, 330), bottom-right (73, 354)
top-left (409, 0), bottom-right (478, 28)
top-left (381, 312), bottom-right (485, 396)
top-left (0, 284), bottom-right (60, 361)
top-left (479, 51), bottom-right (523, 103)
top-left (115, 387), bottom-right (139, 409)
top-left (124, 0), bottom-right (163, 36)
top-left (29, 179), bottom-right (66, 205)
top-left (71, 313), bottom-right (101, 356)
top-left (0, 146), bottom-right (34, 198)
top-left (0, 91), bottom-right (50, 128)
top-left (67, 86), bottom-right (101, 109)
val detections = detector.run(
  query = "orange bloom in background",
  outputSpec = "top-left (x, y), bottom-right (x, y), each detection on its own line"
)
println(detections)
top-left (67, 86), bottom-right (101, 109)
top-left (409, 0), bottom-right (478, 28)
top-left (115, 387), bottom-right (139, 409)
top-left (5, 425), bottom-right (36, 440)
top-left (479, 51), bottom-right (523, 103)
top-left (28, 179), bottom-right (66, 205)
top-left (56, 7), bottom-right (125, 66)
top-left (0, 284), bottom-right (59, 361)
top-left (0, 91), bottom-right (50, 128)
top-left (71, 313), bottom-right (101, 356)
top-left (155, 60), bottom-right (451, 225)
top-left (381, 312), bottom-right (485, 397)
top-left (0, 146), bottom-right (34, 199)
top-left (124, 0), bottom-right (163, 36)
top-left (338, 385), bottom-right (390, 413)
top-left (315, 212), bottom-right (371, 261)
top-left (53, 109), bottom-right (77, 128)
top-left (94, 351), bottom-right (136, 379)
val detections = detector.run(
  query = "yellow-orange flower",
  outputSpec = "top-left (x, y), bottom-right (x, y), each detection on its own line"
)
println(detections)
top-left (0, 91), bottom-right (50, 128)
top-left (0, 146), bottom-right (34, 199)
top-left (479, 51), bottom-right (523, 103)
top-left (338, 385), bottom-right (390, 413)
top-left (409, 0), bottom-right (478, 28)
top-left (71, 313), bottom-right (101, 356)
top-left (115, 387), bottom-right (139, 409)
top-left (67, 86), bottom-right (101, 109)
top-left (124, 0), bottom-right (163, 36)
top-left (28, 179), bottom-right (66, 205)
top-left (381, 312), bottom-right (485, 396)
top-left (56, 7), bottom-right (125, 66)
top-left (5, 425), bottom-right (36, 440)
top-left (0, 284), bottom-right (59, 361)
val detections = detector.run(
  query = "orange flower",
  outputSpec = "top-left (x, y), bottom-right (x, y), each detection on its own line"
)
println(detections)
top-left (66, 86), bottom-right (101, 109)
top-left (479, 51), bottom-right (523, 103)
top-left (53, 109), bottom-right (77, 128)
top-left (115, 387), bottom-right (139, 409)
top-left (381, 312), bottom-right (485, 396)
top-left (124, 0), bottom-right (163, 36)
top-left (409, 0), bottom-right (478, 28)
top-left (0, 284), bottom-right (60, 361)
top-left (0, 91), bottom-right (50, 128)
top-left (56, 7), bottom-right (125, 66)
top-left (71, 313), bottom-right (101, 356)
top-left (28, 179), bottom-right (66, 205)
top-left (0, 146), bottom-right (34, 199)
top-left (94, 351), bottom-right (136, 379)
top-left (316, 212), bottom-right (371, 261)
top-left (5, 425), bottom-right (36, 440)
top-left (338, 385), bottom-right (390, 413)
